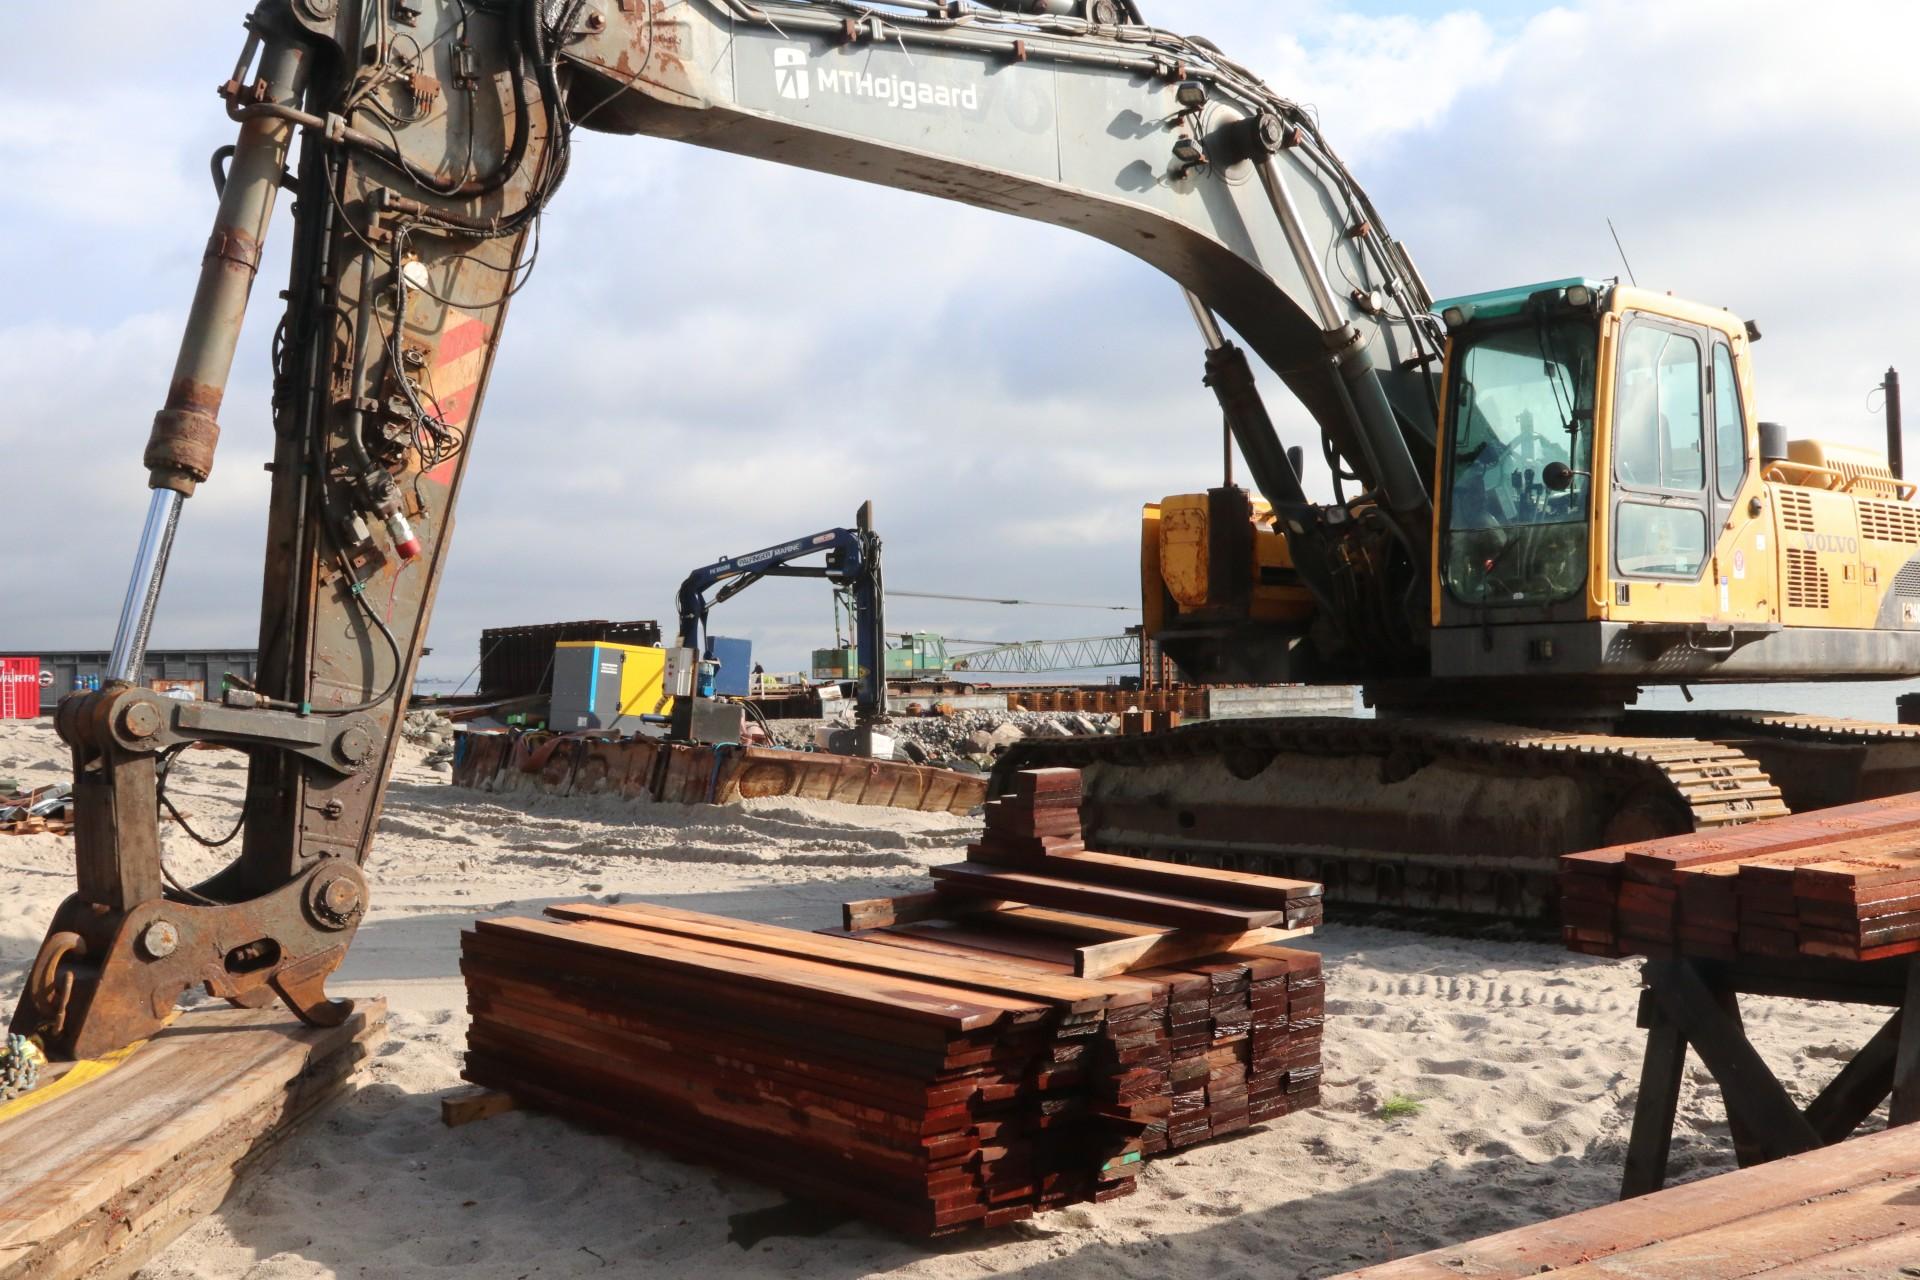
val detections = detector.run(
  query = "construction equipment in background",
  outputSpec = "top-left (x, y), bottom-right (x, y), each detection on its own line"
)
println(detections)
top-left (674, 502), bottom-right (889, 754)
top-left (949, 634), bottom-right (1142, 675)
top-left (814, 632), bottom-right (1138, 680)
top-left (476, 620), bottom-right (662, 702)
top-left (0, 650), bottom-right (261, 705)
top-left (18, 0), bottom-right (1916, 1065)
top-left (812, 631), bottom-right (949, 685)
top-left (547, 640), bottom-right (670, 734)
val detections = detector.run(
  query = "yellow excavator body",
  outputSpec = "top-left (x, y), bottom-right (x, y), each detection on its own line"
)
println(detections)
top-left (1062, 283), bottom-right (1920, 918)
top-left (1147, 284), bottom-right (1920, 686)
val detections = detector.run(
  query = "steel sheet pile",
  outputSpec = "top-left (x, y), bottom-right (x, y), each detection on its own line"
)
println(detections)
top-left (1562, 794), bottom-right (1920, 961)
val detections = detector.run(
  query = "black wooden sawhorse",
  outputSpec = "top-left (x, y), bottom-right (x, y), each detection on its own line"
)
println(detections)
top-left (1622, 952), bottom-right (1920, 1198)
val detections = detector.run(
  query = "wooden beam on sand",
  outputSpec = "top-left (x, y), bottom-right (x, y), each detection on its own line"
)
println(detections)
top-left (440, 1086), bottom-right (518, 1129)
top-left (0, 1000), bottom-right (386, 1280)
top-left (1327, 1118), bottom-right (1920, 1279)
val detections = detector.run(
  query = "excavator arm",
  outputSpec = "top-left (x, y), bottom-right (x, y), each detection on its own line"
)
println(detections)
top-left (14, 0), bottom-right (1439, 1060)
top-left (675, 501), bottom-right (887, 726)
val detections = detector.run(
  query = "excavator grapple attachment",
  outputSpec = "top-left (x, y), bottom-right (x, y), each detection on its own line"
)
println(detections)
top-left (13, 862), bottom-right (363, 1061)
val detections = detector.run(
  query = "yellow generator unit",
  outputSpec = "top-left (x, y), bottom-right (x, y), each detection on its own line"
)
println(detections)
top-left (551, 641), bottom-right (672, 732)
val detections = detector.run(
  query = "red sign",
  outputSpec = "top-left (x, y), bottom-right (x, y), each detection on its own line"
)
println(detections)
top-left (0, 658), bottom-right (41, 719)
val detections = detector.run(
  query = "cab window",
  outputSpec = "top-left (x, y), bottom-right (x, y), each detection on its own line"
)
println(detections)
top-left (1713, 342), bottom-right (1746, 498)
top-left (1616, 502), bottom-right (1708, 578)
top-left (1615, 324), bottom-right (1704, 493)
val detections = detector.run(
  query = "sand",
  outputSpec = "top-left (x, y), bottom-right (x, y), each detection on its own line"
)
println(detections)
top-left (0, 717), bottom-right (1891, 1279)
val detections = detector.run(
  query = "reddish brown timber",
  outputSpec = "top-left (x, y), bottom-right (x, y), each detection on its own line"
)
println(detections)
top-left (472, 916), bottom-right (1020, 1033)
top-left (461, 933), bottom-right (999, 1075)
top-left (0, 1001), bottom-right (385, 1280)
top-left (1039, 850), bottom-right (1322, 908)
top-left (552, 916), bottom-right (1064, 1027)
top-left (930, 862), bottom-right (1288, 932)
top-left (1328, 1117), bottom-right (1920, 1278)
top-left (461, 909), bottom-right (1144, 1235)
top-left (1619, 794), bottom-right (1920, 880)
top-left (545, 901), bottom-right (1136, 1013)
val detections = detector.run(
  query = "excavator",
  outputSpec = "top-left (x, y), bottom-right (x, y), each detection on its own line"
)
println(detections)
top-left (13, 0), bottom-right (1920, 1064)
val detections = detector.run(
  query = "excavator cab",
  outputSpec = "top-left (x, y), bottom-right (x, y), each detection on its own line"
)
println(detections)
top-left (1145, 278), bottom-right (1920, 694)
top-left (1426, 278), bottom-right (1920, 687)
top-left (1433, 279), bottom-right (1601, 616)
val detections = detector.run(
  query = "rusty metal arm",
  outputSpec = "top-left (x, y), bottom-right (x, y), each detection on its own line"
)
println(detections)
top-left (16, 0), bottom-right (555, 1060)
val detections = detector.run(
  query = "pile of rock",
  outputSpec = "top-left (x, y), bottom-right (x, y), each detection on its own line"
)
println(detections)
top-left (763, 709), bottom-right (1118, 772)
top-left (401, 710), bottom-right (457, 770)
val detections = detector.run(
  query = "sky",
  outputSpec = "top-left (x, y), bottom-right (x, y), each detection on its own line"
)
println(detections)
top-left (1, 0), bottom-right (1915, 686)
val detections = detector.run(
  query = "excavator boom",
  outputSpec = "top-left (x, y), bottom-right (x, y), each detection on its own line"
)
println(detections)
top-left (16, 0), bottom-right (1441, 1059)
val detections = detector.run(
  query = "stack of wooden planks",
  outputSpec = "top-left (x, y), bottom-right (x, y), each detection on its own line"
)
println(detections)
top-left (0, 1001), bottom-right (384, 1280)
top-left (0, 815), bottom-right (72, 837)
top-left (461, 904), bottom-right (1153, 1236)
top-left (1, 783), bottom-right (72, 837)
top-left (1563, 793), bottom-right (1920, 961)
top-left (1328, 1113), bottom-right (1920, 1278)
top-left (943, 768), bottom-right (1323, 955)
top-left (838, 904), bottom-right (1324, 1154)
top-left (972, 767), bottom-right (1087, 861)
top-left (461, 766), bottom-right (1329, 1236)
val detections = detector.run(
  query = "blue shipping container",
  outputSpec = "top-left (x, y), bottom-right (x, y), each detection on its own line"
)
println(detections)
top-left (705, 636), bottom-right (753, 698)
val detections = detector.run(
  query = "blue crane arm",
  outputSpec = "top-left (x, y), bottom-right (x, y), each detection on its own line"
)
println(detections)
top-left (674, 503), bottom-right (887, 721)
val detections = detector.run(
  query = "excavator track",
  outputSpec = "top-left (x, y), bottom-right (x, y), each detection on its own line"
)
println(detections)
top-left (1623, 710), bottom-right (1920, 815)
top-left (994, 717), bottom-right (1789, 920)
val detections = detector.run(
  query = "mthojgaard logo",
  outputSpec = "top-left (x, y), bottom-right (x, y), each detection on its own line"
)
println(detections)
top-left (774, 45), bottom-right (981, 113)
top-left (774, 46), bottom-right (810, 101)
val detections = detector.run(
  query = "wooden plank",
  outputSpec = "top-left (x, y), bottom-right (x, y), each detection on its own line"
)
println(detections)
top-left (552, 916), bottom-right (1060, 1024)
top-left (843, 891), bottom-right (946, 931)
top-left (464, 969), bottom-right (981, 1109)
top-left (1326, 1120), bottom-right (1920, 1279)
top-left (1520, 1172), bottom-right (1920, 1278)
top-left (930, 862), bottom-right (1286, 931)
top-left (472, 916), bottom-right (1015, 1032)
top-left (461, 931), bottom-right (987, 1062)
top-left (1040, 850), bottom-right (1322, 907)
top-left (545, 900), bottom-right (1136, 1010)
top-left (1761, 1231), bottom-right (1920, 1276)
top-left (1608, 794), bottom-right (1920, 877)
top-left (1072, 924), bottom-right (1313, 979)
top-left (0, 1000), bottom-right (384, 1280)
top-left (923, 906), bottom-right (1322, 981)
top-left (440, 1086), bottom-right (517, 1129)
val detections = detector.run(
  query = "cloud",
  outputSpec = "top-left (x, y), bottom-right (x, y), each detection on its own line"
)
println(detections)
top-left (0, 0), bottom-right (1914, 688)
top-left (1260, 11), bottom-right (1514, 160)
